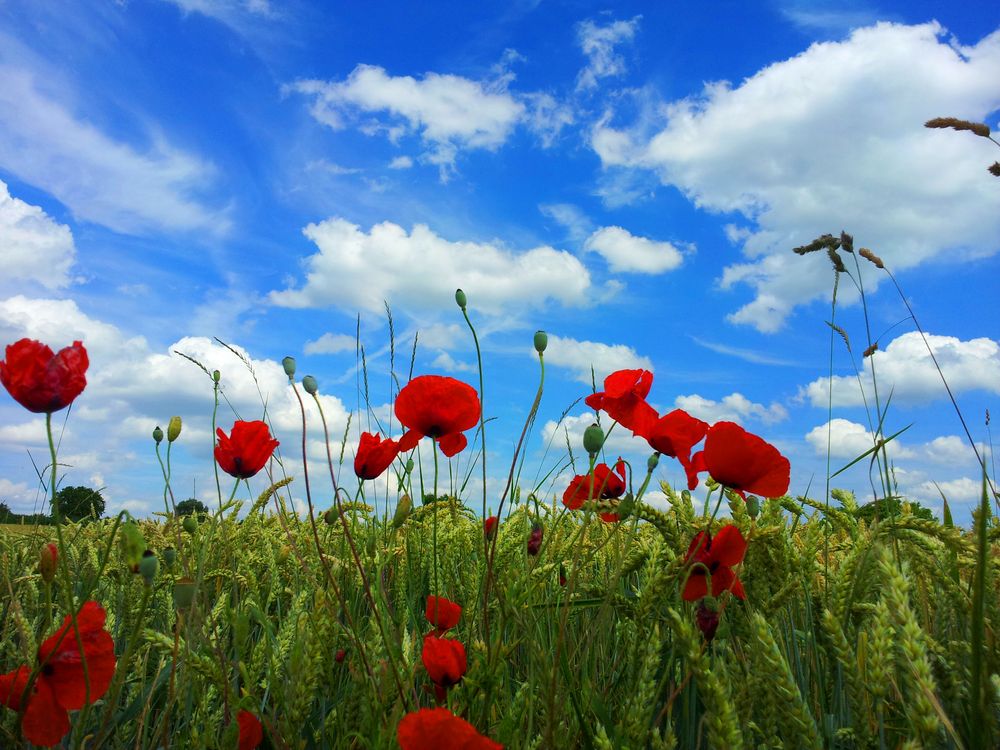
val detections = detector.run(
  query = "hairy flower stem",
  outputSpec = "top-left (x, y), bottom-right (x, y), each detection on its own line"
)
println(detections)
top-left (286, 381), bottom-right (382, 703)
top-left (211, 376), bottom-right (223, 513)
top-left (309, 390), bottom-right (411, 710)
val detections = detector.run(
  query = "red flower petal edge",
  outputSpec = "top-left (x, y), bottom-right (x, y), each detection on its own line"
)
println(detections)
top-left (215, 420), bottom-right (280, 479)
top-left (397, 707), bottom-right (503, 750)
top-left (238, 709), bottom-right (264, 750)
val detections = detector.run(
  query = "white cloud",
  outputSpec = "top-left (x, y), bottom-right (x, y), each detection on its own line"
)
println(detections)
top-left (388, 156), bottom-right (413, 169)
top-left (0, 65), bottom-right (224, 234)
top-left (675, 392), bottom-right (788, 426)
top-left (304, 332), bottom-right (357, 355)
top-left (801, 331), bottom-right (1000, 407)
top-left (543, 334), bottom-right (653, 385)
top-left (590, 22), bottom-right (1000, 331)
top-left (0, 180), bottom-right (75, 290)
top-left (576, 16), bottom-right (642, 91)
top-left (0, 420), bottom-right (50, 446)
top-left (804, 418), bottom-right (909, 460)
top-left (269, 218), bottom-right (593, 315)
top-left (540, 412), bottom-right (653, 462)
top-left (910, 477), bottom-right (986, 506)
top-left (291, 64), bottom-right (526, 176)
top-left (919, 435), bottom-right (990, 466)
top-left (521, 92), bottom-right (575, 146)
top-left (431, 351), bottom-right (475, 373)
top-left (539, 203), bottom-right (594, 243)
top-left (583, 225), bottom-right (684, 274)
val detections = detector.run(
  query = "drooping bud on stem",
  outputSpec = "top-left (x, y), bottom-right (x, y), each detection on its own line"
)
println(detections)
top-left (527, 521), bottom-right (543, 556)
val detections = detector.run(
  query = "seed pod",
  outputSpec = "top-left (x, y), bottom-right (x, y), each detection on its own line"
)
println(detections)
top-left (162, 546), bottom-right (177, 566)
top-left (282, 356), bottom-right (296, 378)
top-left (533, 330), bottom-right (548, 354)
top-left (302, 375), bottom-right (318, 395)
top-left (173, 577), bottom-right (196, 611)
top-left (152, 425), bottom-right (163, 444)
top-left (583, 423), bottom-right (605, 455)
top-left (182, 516), bottom-right (198, 534)
top-left (139, 550), bottom-right (159, 586)
top-left (746, 496), bottom-right (760, 520)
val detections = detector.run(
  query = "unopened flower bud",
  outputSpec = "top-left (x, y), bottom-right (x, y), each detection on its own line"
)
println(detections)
top-left (153, 426), bottom-right (164, 444)
top-left (120, 520), bottom-right (147, 573)
top-left (527, 522), bottom-right (543, 556)
top-left (39, 542), bottom-right (58, 584)
top-left (533, 330), bottom-right (547, 354)
top-left (392, 495), bottom-right (412, 529)
top-left (647, 452), bottom-right (660, 472)
top-left (139, 550), bottom-right (159, 586)
top-left (167, 416), bottom-right (182, 443)
top-left (282, 356), bottom-right (296, 379)
top-left (559, 563), bottom-right (567, 587)
top-left (455, 288), bottom-right (467, 309)
top-left (583, 423), bottom-right (604, 455)
top-left (182, 516), bottom-right (198, 535)
top-left (335, 648), bottom-right (347, 663)
top-left (302, 375), bottom-right (318, 395)
top-left (173, 577), bottom-right (196, 611)
top-left (696, 599), bottom-right (721, 643)
top-left (324, 507), bottom-right (340, 525)
top-left (163, 547), bottom-right (177, 567)
top-left (746, 496), bottom-right (760, 520)
top-left (405, 458), bottom-right (415, 474)
top-left (212, 369), bottom-right (221, 383)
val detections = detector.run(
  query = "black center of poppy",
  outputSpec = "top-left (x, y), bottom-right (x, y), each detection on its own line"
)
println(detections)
top-left (42, 664), bottom-right (55, 676)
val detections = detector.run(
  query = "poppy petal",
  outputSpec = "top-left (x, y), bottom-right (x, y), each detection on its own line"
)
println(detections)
top-left (397, 430), bottom-right (422, 452)
top-left (21, 679), bottom-right (71, 748)
top-left (682, 570), bottom-right (708, 602)
top-left (709, 565), bottom-right (736, 598)
top-left (0, 665), bottom-right (30, 711)
top-left (397, 707), bottom-right (503, 750)
top-left (438, 432), bottom-right (467, 458)
top-left (709, 525), bottom-right (748, 568)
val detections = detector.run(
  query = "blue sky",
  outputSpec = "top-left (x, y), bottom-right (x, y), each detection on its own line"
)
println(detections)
top-left (0, 0), bottom-right (998, 524)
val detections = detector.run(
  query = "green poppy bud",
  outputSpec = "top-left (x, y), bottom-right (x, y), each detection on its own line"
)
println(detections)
top-left (405, 458), bottom-right (414, 474)
top-left (282, 356), bottom-right (296, 379)
top-left (455, 288), bottom-right (467, 309)
top-left (162, 546), bottom-right (177, 566)
top-left (212, 369), bottom-right (221, 383)
top-left (39, 542), bottom-right (58, 584)
top-left (746, 495), bottom-right (760, 520)
top-left (139, 550), bottom-right (159, 586)
top-left (324, 507), bottom-right (340, 525)
top-left (182, 516), bottom-right (198, 535)
top-left (583, 423), bottom-right (604, 455)
top-left (120, 520), bottom-right (146, 573)
top-left (647, 452), bottom-right (660, 472)
top-left (533, 330), bottom-right (548, 354)
top-left (167, 416), bottom-right (182, 443)
top-left (302, 375), bottom-right (318, 395)
top-left (173, 577), bottom-right (196, 611)
top-left (152, 425), bottom-right (163, 444)
top-left (392, 494), bottom-right (412, 529)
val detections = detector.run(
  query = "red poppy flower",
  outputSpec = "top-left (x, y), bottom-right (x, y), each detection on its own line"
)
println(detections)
top-left (636, 409), bottom-right (709, 491)
top-left (0, 339), bottom-right (88, 414)
top-left (395, 376), bottom-right (480, 458)
top-left (690, 421), bottom-right (790, 499)
top-left (354, 431), bottom-right (401, 480)
top-left (562, 460), bottom-right (627, 511)
top-left (422, 635), bottom-right (467, 702)
top-left (483, 515), bottom-right (498, 540)
top-left (0, 601), bottom-right (116, 747)
top-left (238, 710), bottom-right (263, 750)
top-left (215, 420), bottom-right (280, 479)
top-left (585, 369), bottom-right (658, 438)
top-left (397, 707), bottom-right (503, 750)
top-left (425, 596), bottom-right (461, 633)
top-left (682, 525), bottom-right (747, 601)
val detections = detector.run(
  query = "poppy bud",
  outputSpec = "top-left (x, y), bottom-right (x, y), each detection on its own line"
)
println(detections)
top-left (39, 542), bottom-right (58, 583)
top-left (212, 369), bottom-right (221, 383)
top-left (455, 288), bottom-right (467, 309)
top-left (647, 452), bottom-right (660, 472)
top-left (559, 563), bottom-right (567, 587)
top-left (163, 546), bottom-right (177, 566)
top-left (282, 356), bottom-right (296, 379)
top-left (484, 515), bottom-right (498, 540)
top-left (153, 425), bottom-right (164, 444)
top-left (120, 520), bottom-right (147, 573)
top-left (173, 577), bottom-right (196, 611)
top-left (393, 495), bottom-right (412, 529)
top-left (527, 522), bottom-right (543, 556)
top-left (167, 415), bottom-right (182, 443)
top-left (182, 516), bottom-right (198, 534)
top-left (335, 648), bottom-right (347, 663)
top-left (533, 330), bottom-right (547, 354)
top-left (324, 507), bottom-right (340, 525)
top-left (302, 375), bottom-right (318, 395)
top-left (696, 599), bottom-right (721, 643)
top-left (583, 423), bottom-right (604, 455)
top-left (405, 458), bottom-right (415, 474)
top-left (139, 550), bottom-right (159, 586)
top-left (746, 496), bottom-right (760, 520)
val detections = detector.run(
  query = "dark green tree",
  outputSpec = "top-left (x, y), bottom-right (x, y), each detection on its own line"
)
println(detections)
top-left (175, 498), bottom-right (209, 517)
top-left (54, 486), bottom-right (105, 522)
top-left (855, 495), bottom-right (934, 523)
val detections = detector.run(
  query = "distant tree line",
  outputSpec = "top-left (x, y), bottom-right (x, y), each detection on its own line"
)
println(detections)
top-left (0, 486), bottom-right (106, 525)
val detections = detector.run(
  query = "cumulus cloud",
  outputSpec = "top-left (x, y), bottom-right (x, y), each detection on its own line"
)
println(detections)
top-left (540, 412), bottom-right (654, 468)
top-left (543, 334), bottom-right (653, 384)
top-left (539, 203), bottom-right (594, 243)
top-left (576, 16), bottom-right (642, 91)
top-left (909, 477), bottom-right (986, 506)
top-left (0, 180), bottom-right (75, 291)
top-left (804, 418), bottom-right (911, 460)
top-left (590, 22), bottom-right (1000, 331)
top-left (304, 332), bottom-right (356, 355)
top-left (675, 392), bottom-right (788, 426)
top-left (800, 331), bottom-right (1000, 407)
top-left (0, 65), bottom-right (224, 234)
top-left (269, 218), bottom-right (593, 316)
top-left (583, 225), bottom-right (684, 274)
